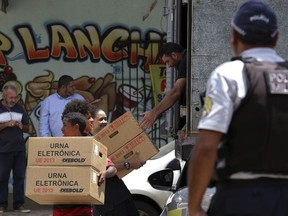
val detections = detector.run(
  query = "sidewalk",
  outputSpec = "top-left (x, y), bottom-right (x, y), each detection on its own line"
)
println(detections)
top-left (1, 195), bottom-right (52, 216)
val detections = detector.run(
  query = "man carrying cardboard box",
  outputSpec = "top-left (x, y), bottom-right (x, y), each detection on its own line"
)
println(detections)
top-left (53, 112), bottom-right (98, 216)
top-left (62, 99), bottom-right (95, 136)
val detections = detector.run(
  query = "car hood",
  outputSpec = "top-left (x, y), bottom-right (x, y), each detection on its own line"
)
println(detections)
top-left (160, 187), bottom-right (215, 216)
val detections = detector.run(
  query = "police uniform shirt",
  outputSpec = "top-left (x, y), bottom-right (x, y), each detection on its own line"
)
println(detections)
top-left (198, 48), bottom-right (284, 133)
top-left (198, 48), bottom-right (285, 179)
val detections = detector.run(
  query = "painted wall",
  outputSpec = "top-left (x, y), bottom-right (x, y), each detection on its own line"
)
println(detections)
top-left (0, 0), bottom-right (167, 138)
top-left (189, 0), bottom-right (288, 130)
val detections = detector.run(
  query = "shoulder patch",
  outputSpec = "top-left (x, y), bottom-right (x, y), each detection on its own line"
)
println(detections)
top-left (202, 96), bottom-right (213, 117)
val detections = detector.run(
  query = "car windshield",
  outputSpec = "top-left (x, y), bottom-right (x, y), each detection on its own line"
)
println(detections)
top-left (150, 140), bottom-right (175, 159)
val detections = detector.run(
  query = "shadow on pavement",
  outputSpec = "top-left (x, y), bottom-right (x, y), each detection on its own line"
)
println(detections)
top-left (1, 194), bottom-right (53, 216)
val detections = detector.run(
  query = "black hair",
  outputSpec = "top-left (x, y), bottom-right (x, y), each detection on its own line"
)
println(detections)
top-left (58, 75), bottom-right (74, 90)
top-left (93, 107), bottom-right (104, 117)
top-left (62, 99), bottom-right (95, 119)
top-left (158, 42), bottom-right (184, 58)
top-left (234, 30), bottom-right (276, 46)
top-left (62, 112), bottom-right (86, 134)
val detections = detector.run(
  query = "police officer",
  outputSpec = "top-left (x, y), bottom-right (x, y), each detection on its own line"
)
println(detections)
top-left (188, 1), bottom-right (288, 216)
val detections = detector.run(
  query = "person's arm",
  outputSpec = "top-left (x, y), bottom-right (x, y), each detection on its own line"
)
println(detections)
top-left (14, 121), bottom-right (29, 132)
top-left (97, 165), bottom-right (117, 185)
top-left (22, 124), bottom-right (29, 132)
top-left (188, 130), bottom-right (223, 216)
top-left (19, 106), bottom-right (30, 133)
top-left (139, 77), bottom-right (186, 129)
top-left (0, 121), bottom-right (15, 131)
top-left (39, 100), bottom-right (50, 137)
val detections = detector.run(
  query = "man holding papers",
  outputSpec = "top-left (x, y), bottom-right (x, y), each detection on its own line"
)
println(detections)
top-left (0, 84), bottom-right (30, 213)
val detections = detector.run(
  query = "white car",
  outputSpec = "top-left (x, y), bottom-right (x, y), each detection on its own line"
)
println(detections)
top-left (148, 160), bottom-right (215, 216)
top-left (123, 140), bottom-right (184, 216)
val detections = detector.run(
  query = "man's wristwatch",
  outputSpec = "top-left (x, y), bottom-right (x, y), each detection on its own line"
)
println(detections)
top-left (124, 161), bottom-right (131, 170)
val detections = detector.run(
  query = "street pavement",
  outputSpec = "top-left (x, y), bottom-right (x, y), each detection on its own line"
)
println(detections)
top-left (1, 195), bottom-right (52, 216)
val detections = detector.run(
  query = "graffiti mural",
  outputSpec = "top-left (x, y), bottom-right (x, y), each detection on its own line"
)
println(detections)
top-left (24, 71), bottom-right (116, 136)
top-left (0, 0), bottom-right (168, 146)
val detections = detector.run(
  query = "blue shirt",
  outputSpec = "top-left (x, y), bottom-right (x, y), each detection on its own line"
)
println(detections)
top-left (39, 92), bottom-right (84, 137)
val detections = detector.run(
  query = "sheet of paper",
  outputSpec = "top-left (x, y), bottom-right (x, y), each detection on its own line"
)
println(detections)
top-left (0, 112), bottom-right (22, 123)
top-left (11, 112), bottom-right (23, 121)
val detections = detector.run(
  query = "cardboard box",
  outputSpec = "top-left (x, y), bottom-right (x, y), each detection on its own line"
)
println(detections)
top-left (27, 137), bottom-right (107, 172)
top-left (25, 166), bottom-right (105, 205)
top-left (110, 131), bottom-right (159, 178)
top-left (94, 112), bottom-right (143, 155)
top-left (94, 112), bottom-right (159, 178)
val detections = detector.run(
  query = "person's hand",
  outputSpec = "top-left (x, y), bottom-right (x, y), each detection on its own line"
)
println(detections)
top-left (139, 111), bottom-right (157, 130)
top-left (128, 151), bottom-right (146, 169)
top-left (97, 170), bottom-right (107, 186)
top-left (7, 120), bottom-right (17, 127)
top-left (15, 121), bottom-right (23, 130)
